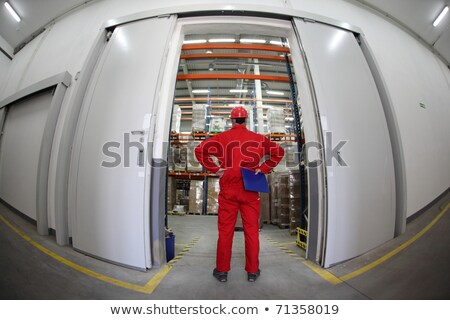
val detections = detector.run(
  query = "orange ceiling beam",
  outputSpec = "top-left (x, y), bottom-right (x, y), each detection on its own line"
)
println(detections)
top-left (180, 53), bottom-right (291, 62)
top-left (182, 43), bottom-right (291, 53)
top-left (177, 74), bottom-right (289, 82)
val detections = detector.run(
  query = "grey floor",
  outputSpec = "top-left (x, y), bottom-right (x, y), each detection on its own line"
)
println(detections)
top-left (0, 191), bottom-right (449, 300)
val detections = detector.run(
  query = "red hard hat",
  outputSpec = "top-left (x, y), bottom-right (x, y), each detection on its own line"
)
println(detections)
top-left (230, 106), bottom-right (248, 119)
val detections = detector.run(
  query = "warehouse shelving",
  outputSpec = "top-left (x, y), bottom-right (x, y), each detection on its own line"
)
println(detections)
top-left (167, 33), bottom-right (307, 240)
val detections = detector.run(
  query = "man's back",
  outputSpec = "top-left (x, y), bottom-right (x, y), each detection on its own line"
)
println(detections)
top-left (195, 123), bottom-right (284, 187)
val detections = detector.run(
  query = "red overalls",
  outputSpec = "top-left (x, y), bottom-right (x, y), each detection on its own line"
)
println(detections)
top-left (195, 123), bottom-right (285, 273)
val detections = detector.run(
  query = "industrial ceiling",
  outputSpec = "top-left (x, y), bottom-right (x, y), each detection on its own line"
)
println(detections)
top-left (0, 0), bottom-right (449, 64)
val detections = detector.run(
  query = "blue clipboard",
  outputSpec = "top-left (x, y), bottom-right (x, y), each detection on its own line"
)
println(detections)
top-left (241, 168), bottom-right (270, 193)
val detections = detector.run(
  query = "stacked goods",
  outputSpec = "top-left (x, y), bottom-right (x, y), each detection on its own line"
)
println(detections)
top-left (171, 105), bottom-right (181, 133)
top-left (167, 177), bottom-right (177, 213)
top-left (288, 171), bottom-right (302, 234)
top-left (260, 192), bottom-right (270, 223)
top-left (174, 179), bottom-right (190, 213)
top-left (187, 140), bottom-right (202, 172)
top-left (207, 177), bottom-right (220, 214)
top-left (188, 180), bottom-right (204, 214)
top-left (276, 170), bottom-right (301, 234)
top-left (192, 104), bottom-right (206, 132)
top-left (267, 107), bottom-right (285, 134)
top-left (168, 146), bottom-right (174, 171)
top-left (282, 142), bottom-right (300, 171)
top-left (269, 173), bottom-right (280, 225)
top-left (277, 173), bottom-right (291, 228)
top-left (173, 145), bottom-right (187, 172)
top-left (174, 189), bottom-right (187, 213)
top-left (273, 146), bottom-right (287, 172)
top-left (209, 117), bottom-right (225, 133)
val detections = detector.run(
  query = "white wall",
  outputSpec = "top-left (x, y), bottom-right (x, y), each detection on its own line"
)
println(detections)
top-left (1, 0), bottom-right (449, 218)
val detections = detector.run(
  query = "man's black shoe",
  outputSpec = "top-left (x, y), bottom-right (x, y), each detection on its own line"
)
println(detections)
top-left (213, 268), bottom-right (228, 282)
top-left (247, 269), bottom-right (261, 282)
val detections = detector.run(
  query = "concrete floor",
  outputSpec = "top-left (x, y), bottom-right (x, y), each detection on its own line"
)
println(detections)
top-left (0, 191), bottom-right (449, 300)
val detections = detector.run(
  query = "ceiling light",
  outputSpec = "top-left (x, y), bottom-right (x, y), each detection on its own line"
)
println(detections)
top-left (192, 89), bottom-right (210, 94)
top-left (266, 90), bottom-right (284, 96)
top-left (206, 50), bottom-right (213, 54)
top-left (230, 89), bottom-right (248, 93)
top-left (433, 6), bottom-right (449, 27)
top-left (183, 39), bottom-right (207, 44)
top-left (240, 39), bottom-right (266, 44)
top-left (4, 2), bottom-right (21, 22)
top-left (270, 40), bottom-right (283, 46)
top-left (209, 38), bottom-right (235, 43)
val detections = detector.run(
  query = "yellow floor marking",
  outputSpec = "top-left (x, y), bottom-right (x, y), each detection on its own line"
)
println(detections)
top-left (303, 261), bottom-right (343, 285)
top-left (340, 201), bottom-right (450, 282)
top-left (270, 202), bottom-right (449, 286)
top-left (279, 241), bottom-right (297, 245)
top-left (169, 237), bottom-right (200, 265)
top-left (0, 215), bottom-right (171, 294)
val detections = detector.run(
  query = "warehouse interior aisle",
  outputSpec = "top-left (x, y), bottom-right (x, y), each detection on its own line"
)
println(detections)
top-left (1, 190), bottom-right (449, 299)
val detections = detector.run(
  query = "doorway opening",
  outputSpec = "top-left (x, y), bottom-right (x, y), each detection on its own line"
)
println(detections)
top-left (164, 22), bottom-right (308, 264)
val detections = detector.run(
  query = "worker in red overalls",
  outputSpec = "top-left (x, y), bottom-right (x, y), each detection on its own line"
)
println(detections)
top-left (195, 106), bottom-right (285, 282)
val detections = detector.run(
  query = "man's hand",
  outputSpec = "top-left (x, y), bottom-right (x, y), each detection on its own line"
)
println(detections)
top-left (255, 168), bottom-right (262, 175)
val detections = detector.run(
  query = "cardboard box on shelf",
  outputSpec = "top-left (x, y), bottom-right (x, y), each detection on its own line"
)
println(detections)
top-left (173, 145), bottom-right (187, 172)
top-left (171, 104), bottom-right (181, 133)
top-left (269, 173), bottom-right (280, 225)
top-left (167, 176), bottom-right (176, 212)
top-left (269, 170), bottom-right (303, 233)
top-left (282, 141), bottom-right (300, 170)
top-left (260, 192), bottom-right (270, 223)
top-left (207, 177), bottom-right (220, 215)
top-left (187, 140), bottom-right (202, 172)
top-left (209, 116), bottom-right (226, 133)
top-left (268, 107), bottom-right (286, 134)
top-left (192, 104), bottom-right (206, 132)
top-left (189, 180), bottom-right (204, 214)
